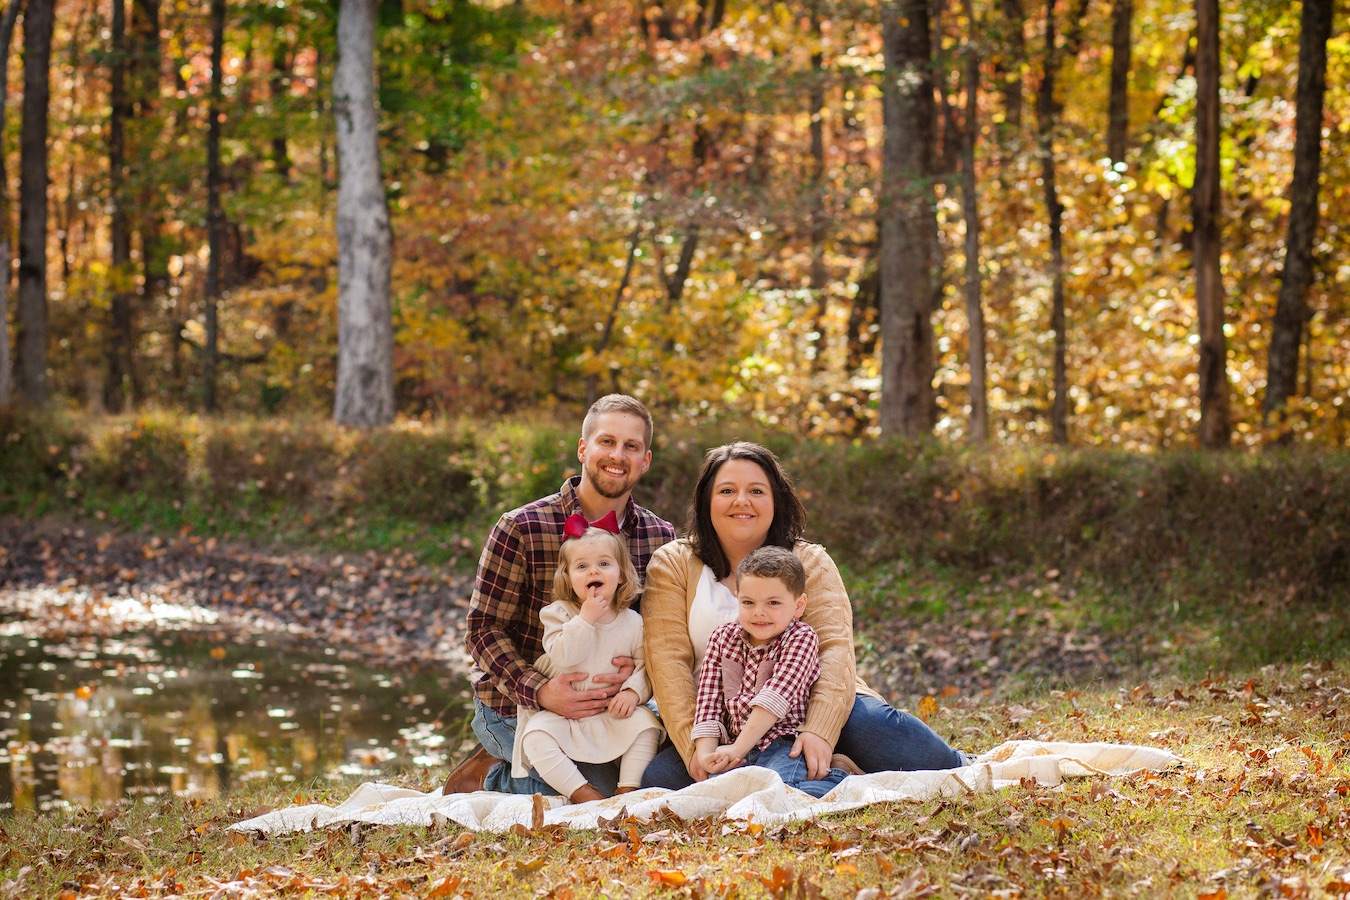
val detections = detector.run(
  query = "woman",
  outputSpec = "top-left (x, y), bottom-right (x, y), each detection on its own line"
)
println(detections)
top-left (640, 441), bottom-right (965, 789)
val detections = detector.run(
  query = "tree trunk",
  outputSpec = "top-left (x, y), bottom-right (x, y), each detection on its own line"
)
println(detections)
top-left (0, 0), bottom-right (20, 408)
top-left (271, 26), bottom-right (292, 178)
top-left (131, 0), bottom-right (169, 399)
top-left (1262, 0), bottom-right (1332, 436)
top-left (807, 3), bottom-right (828, 371)
top-left (586, 226), bottom-right (642, 408)
top-left (203, 0), bottom-right (225, 412)
top-left (1000, 0), bottom-right (1026, 129)
top-left (1107, 0), bottom-right (1132, 163)
top-left (333, 0), bottom-right (394, 427)
top-left (15, 0), bottom-right (54, 407)
top-left (961, 0), bottom-right (988, 443)
top-left (1193, 0), bottom-right (1230, 448)
top-left (878, 0), bottom-right (938, 438)
top-left (106, 0), bottom-right (136, 412)
top-left (1038, 0), bottom-right (1068, 445)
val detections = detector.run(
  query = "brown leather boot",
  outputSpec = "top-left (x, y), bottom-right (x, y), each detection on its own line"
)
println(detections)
top-left (568, 783), bottom-right (606, 805)
top-left (830, 753), bottom-right (865, 776)
top-left (441, 744), bottom-right (498, 795)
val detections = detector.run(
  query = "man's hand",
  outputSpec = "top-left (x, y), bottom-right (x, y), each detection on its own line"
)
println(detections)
top-left (537, 671), bottom-right (612, 719)
top-left (588, 656), bottom-right (636, 698)
top-left (788, 731), bottom-right (834, 780)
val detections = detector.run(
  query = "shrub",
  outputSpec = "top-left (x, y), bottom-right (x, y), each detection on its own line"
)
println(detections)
top-left (5, 409), bottom-right (1349, 605)
top-left (198, 416), bottom-right (339, 507)
top-left (84, 413), bottom-right (195, 497)
top-left (347, 421), bottom-right (482, 522)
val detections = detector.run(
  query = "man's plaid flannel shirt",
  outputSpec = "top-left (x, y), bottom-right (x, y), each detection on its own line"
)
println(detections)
top-left (690, 618), bottom-right (820, 751)
top-left (465, 476), bottom-right (674, 715)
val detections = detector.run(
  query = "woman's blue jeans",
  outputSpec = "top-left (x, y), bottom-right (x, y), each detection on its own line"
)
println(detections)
top-left (641, 694), bottom-right (966, 789)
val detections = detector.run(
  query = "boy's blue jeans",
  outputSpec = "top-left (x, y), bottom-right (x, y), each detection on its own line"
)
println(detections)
top-left (641, 694), bottom-right (967, 790)
top-left (471, 696), bottom-right (619, 796)
top-left (741, 737), bottom-right (847, 798)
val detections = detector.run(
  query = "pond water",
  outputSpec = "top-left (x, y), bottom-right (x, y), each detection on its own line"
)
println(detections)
top-left (0, 595), bottom-right (472, 817)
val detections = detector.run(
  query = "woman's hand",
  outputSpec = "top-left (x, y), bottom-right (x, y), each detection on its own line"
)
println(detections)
top-left (608, 688), bottom-right (638, 718)
top-left (789, 731), bottom-right (834, 780)
top-left (688, 751), bottom-right (713, 782)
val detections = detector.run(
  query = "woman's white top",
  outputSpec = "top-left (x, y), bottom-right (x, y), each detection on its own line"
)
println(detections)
top-left (688, 565), bottom-right (740, 668)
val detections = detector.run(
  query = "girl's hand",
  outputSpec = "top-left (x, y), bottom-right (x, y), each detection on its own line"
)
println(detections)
top-left (579, 584), bottom-right (610, 623)
top-left (608, 688), bottom-right (638, 718)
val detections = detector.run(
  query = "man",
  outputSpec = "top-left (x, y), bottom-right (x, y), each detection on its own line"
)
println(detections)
top-left (444, 394), bottom-right (675, 796)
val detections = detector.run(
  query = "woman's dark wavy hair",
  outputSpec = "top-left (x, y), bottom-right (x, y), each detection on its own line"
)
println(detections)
top-left (685, 441), bottom-right (807, 580)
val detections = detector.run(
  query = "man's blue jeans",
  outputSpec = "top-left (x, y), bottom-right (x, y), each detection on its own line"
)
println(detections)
top-left (472, 696), bottom-right (619, 796)
top-left (640, 694), bottom-right (967, 789)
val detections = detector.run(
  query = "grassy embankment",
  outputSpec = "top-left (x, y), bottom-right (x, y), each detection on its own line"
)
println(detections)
top-left (3, 409), bottom-right (1349, 897)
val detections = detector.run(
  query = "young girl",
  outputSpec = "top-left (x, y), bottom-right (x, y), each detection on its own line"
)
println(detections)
top-left (511, 514), bottom-right (665, 804)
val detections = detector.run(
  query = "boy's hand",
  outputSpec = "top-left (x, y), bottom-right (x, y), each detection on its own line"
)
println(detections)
top-left (716, 744), bottom-right (747, 770)
top-left (608, 688), bottom-right (638, 718)
top-left (696, 747), bottom-right (731, 775)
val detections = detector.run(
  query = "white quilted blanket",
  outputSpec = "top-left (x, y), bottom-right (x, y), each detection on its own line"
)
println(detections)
top-left (230, 740), bottom-right (1183, 835)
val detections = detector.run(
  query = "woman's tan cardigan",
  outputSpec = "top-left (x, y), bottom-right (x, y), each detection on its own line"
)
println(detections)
top-left (641, 538), bottom-right (882, 769)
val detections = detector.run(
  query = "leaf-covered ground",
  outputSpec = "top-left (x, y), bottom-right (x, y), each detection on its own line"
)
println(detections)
top-left (3, 515), bottom-right (1350, 898)
top-left (0, 516), bottom-right (475, 675)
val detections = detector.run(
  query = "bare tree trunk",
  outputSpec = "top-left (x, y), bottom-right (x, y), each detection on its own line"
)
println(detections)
top-left (1038, 0), bottom-right (1068, 444)
top-left (961, 0), bottom-right (988, 442)
top-left (106, 0), bottom-right (136, 412)
top-left (131, 0), bottom-right (168, 399)
top-left (0, 0), bottom-right (20, 407)
top-left (15, 0), bottom-right (54, 407)
top-left (586, 226), bottom-right (642, 408)
top-left (1000, 0), bottom-right (1025, 129)
top-left (1193, 0), bottom-right (1230, 448)
top-left (807, 3), bottom-right (828, 370)
top-left (1107, 0), bottom-right (1132, 163)
top-left (203, 0), bottom-right (226, 412)
top-left (271, 26), bottom-right (292, 179)
top-left (878, 0), bottom-right (938, 438)
top-left (1262, 0), bottom-right (1332, 437)
top-left (333, 0), bottom-right (394, 427)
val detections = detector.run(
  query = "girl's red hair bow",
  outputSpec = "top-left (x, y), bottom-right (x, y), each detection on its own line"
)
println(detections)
top-left (562, 509), bottom-right (621, 541)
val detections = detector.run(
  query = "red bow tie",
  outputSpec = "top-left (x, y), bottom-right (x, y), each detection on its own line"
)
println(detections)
top-left (563, 510), bottom-right (621, 541)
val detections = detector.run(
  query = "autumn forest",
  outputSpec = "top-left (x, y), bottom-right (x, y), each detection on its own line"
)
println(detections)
top-left (0, 0), bottom-right (1346, 449)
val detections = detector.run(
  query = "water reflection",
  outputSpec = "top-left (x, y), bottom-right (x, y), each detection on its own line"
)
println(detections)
top-left (0, 624), bottom-right (471, 816)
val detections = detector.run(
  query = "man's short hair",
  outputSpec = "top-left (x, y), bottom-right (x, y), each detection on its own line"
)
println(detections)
top-left (736, 545), bottom-right (806, 597)
top-left (582, 394), bottom-right (654, 449)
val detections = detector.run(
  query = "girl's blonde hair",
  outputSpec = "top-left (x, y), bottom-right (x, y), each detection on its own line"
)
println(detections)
top-left (553, 528), bottom-right (639, 611)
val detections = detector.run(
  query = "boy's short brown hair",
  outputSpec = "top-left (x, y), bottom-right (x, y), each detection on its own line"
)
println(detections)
top-left (736, 545), bottom-right (806, 597)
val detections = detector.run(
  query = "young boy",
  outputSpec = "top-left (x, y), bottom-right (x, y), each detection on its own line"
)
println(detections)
top-left (690, 545), bottom-right (851, 798)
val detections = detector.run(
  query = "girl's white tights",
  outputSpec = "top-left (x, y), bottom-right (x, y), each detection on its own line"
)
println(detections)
top-left (522, 726), bottom-right (662, 799)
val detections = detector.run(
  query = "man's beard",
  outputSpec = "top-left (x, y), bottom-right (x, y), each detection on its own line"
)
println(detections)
top-left (586, 460), bottom-right (635, 499)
